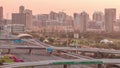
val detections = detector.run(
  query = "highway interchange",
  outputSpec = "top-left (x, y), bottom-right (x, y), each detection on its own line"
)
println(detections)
top-left (0, 38), bottom-right (120, 68)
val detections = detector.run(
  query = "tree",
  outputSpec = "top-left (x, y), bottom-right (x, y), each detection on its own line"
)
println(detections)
top-left (39, 37), bottom-right (45, 42)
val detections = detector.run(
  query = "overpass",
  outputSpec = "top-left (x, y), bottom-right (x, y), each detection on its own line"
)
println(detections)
top-left (0, 38), bottom-right (116, 54)
top-left (0, 38), bottom-right (20, 41)
top-left (0, 45), bottom-right (120, 55)
top-left (0, 39), bottom-right (120, 68)
top-left (1, 59), bottom-right (120, 68)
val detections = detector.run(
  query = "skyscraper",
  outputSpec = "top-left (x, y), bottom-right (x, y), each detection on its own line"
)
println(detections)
top-left (12, 6), bottom-right (33, 32)
top-left (24, 9), bottom-right (33, 30)
top-left (93, 11), bottom-right (104, 22)
top-left (80, 11), bottom-right (89, 33)
top-left (19, 6), bottom-right (25, 13)
top-left (73, 13), bottom-right (80, 31)
top-left (92, 11), bottom-right (104, 29)
top-left (105, 8), bottom-right (116, 32)
top-left (0, 7), bottom-right (3, 20)
top-left (58, 12), bottom-right (66, 23)
top-left (12, 13), bottom-right (26, 26)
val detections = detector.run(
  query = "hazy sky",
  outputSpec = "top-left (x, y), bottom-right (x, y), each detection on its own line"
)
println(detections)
top-left (0, 0), bottom-right (120, 18)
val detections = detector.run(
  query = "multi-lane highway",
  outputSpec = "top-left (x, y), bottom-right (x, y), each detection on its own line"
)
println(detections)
top-left (1, 59), bottom-right (120, 68)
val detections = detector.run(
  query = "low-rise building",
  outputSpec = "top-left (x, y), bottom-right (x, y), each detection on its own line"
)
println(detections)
top-left (4, 24), bottom-right (25, 33)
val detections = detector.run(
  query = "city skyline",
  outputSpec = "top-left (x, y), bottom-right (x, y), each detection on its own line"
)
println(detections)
top-left (1, 0), bottom-right (120, 19)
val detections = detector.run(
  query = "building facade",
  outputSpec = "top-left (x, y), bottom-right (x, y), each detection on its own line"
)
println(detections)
top-left (4, 24), bottom-right (25, 33)
top-left (24, 9), bottom-right (33, 30)
top-left (19, 6), bottom-right (25, 13)
top-left (12, 6), bottom-right (33, 32)
top-left (105, 8), bottom-right (116, 32)
top-left (73, 13), bottom-right (80, 31)
top-left (12, 13), bottom-right (27, 26)
top-left (80, 11), bottom-right (89, 33)
top-left (92, 11), bottom-right (104, 30)
top-left (93, 11), bottom-right (104, 22)
top-left (0, 7), bottom-right (3, 21)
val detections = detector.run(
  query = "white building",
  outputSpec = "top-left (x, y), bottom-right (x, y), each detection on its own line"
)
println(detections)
top-left (4, 24), bottom-right (25, 33)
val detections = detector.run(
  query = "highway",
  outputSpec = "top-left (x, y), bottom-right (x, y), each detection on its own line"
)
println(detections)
top-left (1, 59), bottom-right (120, 68)
top-left (0, 38), bottom-right (120, 68)
top-left (0, 44), bottom-right (120, 54)
top-left (0, 39), bottom-right (94, 68)
top-left (21, 39), bottom-right (120, 54)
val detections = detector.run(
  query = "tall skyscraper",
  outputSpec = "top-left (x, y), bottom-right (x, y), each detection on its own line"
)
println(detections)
top-left (0, 7), bottom-right (3, 20)
top-left (19, 6), bottom-right (25, 13)
top-left (92, 11), bottom-right (104, 29)
top-left (105, 8), bottom-right (116, 32)
top-left (93, 11), bottom-right (104, 22)
top-left (73, 13), bottom-right (80, 31)
top-left (80, 11), bottom-right (89, 33)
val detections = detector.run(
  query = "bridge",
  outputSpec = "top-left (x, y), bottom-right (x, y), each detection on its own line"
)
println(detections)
top-left (1, 59), bottom-right (120, 68)
top-left (0, 45), bottom-right (120, 54)
top-left (0, 39), bottom-right (120, 68)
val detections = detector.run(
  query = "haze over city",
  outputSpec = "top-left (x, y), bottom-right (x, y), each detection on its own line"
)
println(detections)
top-left (0, 0), bottom-right (120, 68)
top-left (1, 0), bottom-right (120, 18)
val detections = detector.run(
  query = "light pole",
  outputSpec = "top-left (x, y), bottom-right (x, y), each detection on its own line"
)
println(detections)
top-left (74, 33), bottom-right (79, 53)
top-left (66, 26), bottom-right (69, 47)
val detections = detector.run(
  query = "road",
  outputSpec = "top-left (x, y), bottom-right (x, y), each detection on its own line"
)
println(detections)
top-left (0, 38), bottom-right (120, 68)
top-left (0, 39), bottom-right (94, 68)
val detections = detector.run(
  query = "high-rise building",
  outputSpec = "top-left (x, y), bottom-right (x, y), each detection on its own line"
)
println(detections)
top-left (19, 6), bottom-right (25, 13)
top-left (80, 11), bottom-right (89, 33)
top-left (36, 14), bottom-right (49, 27)
top-left (0, 7), bottom-right (3, 20)
top-left (105, 8), bottom-right (116, 32)
top-left (12, 6), bottom-right (33, 32)
top-left (12, 13), bottom-right (26, 32)
top-left (12, 13), bottom-right (26, 26)
top-left (93, 11), bottom-right (104, 22)
top-left (92, 11), bottom-right (104, 29)
top-left (37, 14), bottom-right (49, 21)
top-left (24, 9), bottom-right (33, 30)
top-left (58, 12), bottom-right (66, 23)
top-left (73, 13), bottom-right (80, 31)
top-left (74, 13), bottom-right (80, 25)
top-left (49, 11), bottom-right (58, 20)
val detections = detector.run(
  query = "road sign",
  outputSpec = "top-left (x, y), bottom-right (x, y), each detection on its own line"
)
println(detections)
top-left (52, 61), bottom-right (103, 65)
top-left (13, 39), bottom-right (23, 43)
top-left (74, 33), bottom-right (79, 39)
top-left (46, 47), bottom-right (52, 53)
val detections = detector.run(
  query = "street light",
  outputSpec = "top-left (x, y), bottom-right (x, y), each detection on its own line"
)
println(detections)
top-left (66, 26), bottom-right (69, 47)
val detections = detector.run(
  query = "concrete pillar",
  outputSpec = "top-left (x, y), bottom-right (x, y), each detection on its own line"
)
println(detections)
top-left (29, 49), bottom-right (32, 54)
top-left (95, 51), bottom-right (103, 58)
top-left (7, 49), bottom-right (11, 54)
top-left (97, 64), bottom-right (102, 68)
top-left (103, 64), bottom-right (106, 68)
top-left (81, 52), bottom-right (85, 55)
top-left (57, 50), bottom-right (61, 56)
top-left (63, 65), bottom-right (67, 68)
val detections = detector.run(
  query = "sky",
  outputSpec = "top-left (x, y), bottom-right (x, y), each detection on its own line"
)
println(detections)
top-left (0, 0), bottom-right (120, 19)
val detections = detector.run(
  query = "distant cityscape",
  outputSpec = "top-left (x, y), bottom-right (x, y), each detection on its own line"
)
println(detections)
top-left (0, 6), bottom-right (119, 33)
